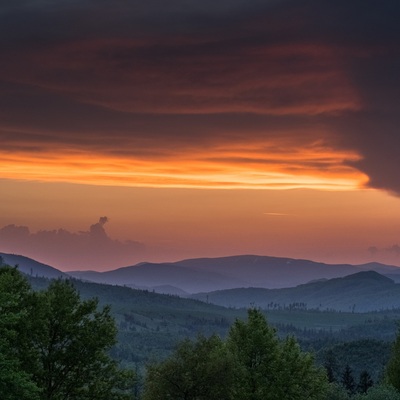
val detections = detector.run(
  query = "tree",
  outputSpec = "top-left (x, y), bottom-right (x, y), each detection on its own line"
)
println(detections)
top-left (276, 335), bottom-right (328, 399)
top-left (323, 383), bottom-right (350, 400)
top-left (353, 385), bottom-right (400, 400)
top-left (0, 266), bottom-right (135, 400)
top-left (30, 279), bottom-right (134, 400)
top-left (227, 308), bottom-right (280, 399)
top-left (227, 308), bottom-right (328, 400)
top-left (342, 364), bottom-right (356, 395)
top-left (324, 349), bottom-right (339, 383)
top-left (143, 334), bottom-right (234, 400)
top-left (358, 370), bottom-right (374, 394)
top-left (386, 327), bottom-right (400, 391)
top-left (0, 353), bottom-right (40, 400)
top-left (0, 266), bottom-right (40, 400)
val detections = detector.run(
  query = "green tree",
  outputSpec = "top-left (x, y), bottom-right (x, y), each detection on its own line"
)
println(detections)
top-left (0, 266), bottom-right (135, 400)
top-left (227, 308), bottom-right (328, 400)
top-left (276, 335), bottom-right (328, 399)
top-left (353, 385), bottom-right (400, 400)
top-left (386, 328), bottom-right (400, 391)
top-left (227, 308), bottom-right (280, 399)
top-left (323, 383), bottom-right (350, 400)
top-left (324, 349), bottom-right (339, 383)
top-left (0, 266), bottom-right (40, 400)
top-left (30, 279), bottom-right (134, 400)
top-left (143, 334), bottom-right (234, 400)
top-left (0, 353), bottom-right (40, 400)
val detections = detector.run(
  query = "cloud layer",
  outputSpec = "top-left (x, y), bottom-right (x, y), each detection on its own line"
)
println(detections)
top-left (0, 218), bottom-right (145, 270)
top-left (1, 0), bottom-right (399, 192)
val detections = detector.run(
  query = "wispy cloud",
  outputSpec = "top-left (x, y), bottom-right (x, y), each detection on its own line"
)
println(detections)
top-left (263, 212), bottom-right (292, 216)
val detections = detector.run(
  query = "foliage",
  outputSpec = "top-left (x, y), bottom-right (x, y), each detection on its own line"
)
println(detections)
top-left (144, 309), bottom-right (328, 400)
top-left (386, 327), bottom-right (400, 391)
top-left (0, 353), bottom-right (40, 400)
top-left (323, 383), bottom-right (350, 400)
top-left (143, 334), bottom-right (234, 400)
top-left (0, 266), bottom-right (40, 399)
top-left (227, 308), bottom-right (281, 399)
top-left (15, 271), bottom-right (400, 399)
top-left (318, 339), bottom-right (390, 384)
top-left (276, 335), bottom-right (328, 399)
top-left (324, 349), bottom-right (339, 383)
top-left (27, 274), bottom-right (400, 373)
top-left (0, 265), bottom-right (135, 400)
top-left (353, 385), bottom-right (400, 400)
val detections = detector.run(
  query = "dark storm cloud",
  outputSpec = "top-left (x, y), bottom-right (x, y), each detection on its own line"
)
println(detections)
top-left (1, 0), bottom-right (400, 193)
top-left (0, 218), bottom-right (145, 269)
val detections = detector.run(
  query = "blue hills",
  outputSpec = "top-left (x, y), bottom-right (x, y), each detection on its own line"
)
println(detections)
top-left (2, 252), bottom-right (400, 311)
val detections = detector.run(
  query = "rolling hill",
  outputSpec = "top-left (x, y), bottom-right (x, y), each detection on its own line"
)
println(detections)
top-left (191, 270), bottom-right (400, 312)
top-left (0, 252), bottom-right (68, 279)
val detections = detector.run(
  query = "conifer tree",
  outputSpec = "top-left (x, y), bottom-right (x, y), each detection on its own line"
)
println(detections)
top-left (341, 364), bottom-right (356, 395)
top-left (358, 370), bottom-right (373, 394)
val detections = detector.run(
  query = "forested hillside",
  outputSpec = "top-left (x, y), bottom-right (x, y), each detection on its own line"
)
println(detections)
top-left (4, 264), bottom-right (400, 399)
top-left (192, 271), bottom-right (400, 312)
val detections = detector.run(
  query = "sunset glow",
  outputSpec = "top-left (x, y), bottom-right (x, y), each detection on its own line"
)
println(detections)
top-left (1, 0), bottom-right (400, 270)
top-left (0, 141), bottom-right (367, 190)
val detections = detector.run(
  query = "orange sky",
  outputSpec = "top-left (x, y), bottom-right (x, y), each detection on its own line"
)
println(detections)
top-left (1, 179), bottom-right (400, 271)
top-left (1, 0), bottom-right (400, 270)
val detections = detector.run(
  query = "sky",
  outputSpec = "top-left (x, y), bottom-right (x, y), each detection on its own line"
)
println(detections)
top-left (1, 0), bottom-right (400, 271)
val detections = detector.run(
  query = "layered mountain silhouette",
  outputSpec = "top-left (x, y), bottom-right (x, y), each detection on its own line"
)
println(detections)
top-left (2, 252), bottom-right (400, 311)
top-left (192, 271), bottom-right (400, 312)
top-left (68, 254), bottom-right (400, 294)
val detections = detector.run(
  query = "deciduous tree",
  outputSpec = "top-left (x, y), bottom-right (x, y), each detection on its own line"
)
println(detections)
top-left (0, 266), bottom-right (135, 400)
top-left (0, 266), bottom-right (40, 400)
top-left (143, 334), bottom-right (234, 400)
top-left (227, 309), bottom-right (327, 400)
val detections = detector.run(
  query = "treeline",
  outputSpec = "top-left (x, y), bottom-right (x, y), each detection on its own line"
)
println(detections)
top-left (143, 308), bottom-right (327, 399)
top-left (141, 309), bottom-right (400, 400)
top-left (3, 265), bottom-right (400, 399)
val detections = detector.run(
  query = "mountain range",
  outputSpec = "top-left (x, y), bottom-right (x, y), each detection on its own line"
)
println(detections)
top-left (3, 251), bottom-right (400, 311)
top-left (68, 255), bottom-right (400, 294)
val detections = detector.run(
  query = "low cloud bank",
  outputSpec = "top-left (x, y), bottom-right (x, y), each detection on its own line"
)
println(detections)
top-left (0, 217), bottom-right (145, 271)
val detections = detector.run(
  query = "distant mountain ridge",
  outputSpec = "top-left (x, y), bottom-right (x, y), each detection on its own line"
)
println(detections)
top-left (69, 254), bottom-right (400, 294)
top-left (2, 252), bottom-right (400, 297)
top-left (191, 270), bottom-right (400, 312)
top-left (0, 252), bottom-right (68, 279)
top-left (2, 252), bottom-right (400, 311)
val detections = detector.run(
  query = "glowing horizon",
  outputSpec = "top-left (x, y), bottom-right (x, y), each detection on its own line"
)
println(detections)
top-left (1, 0), bottom-right (400, 271)
top-left (0, 138), bottom-right (368, 190)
